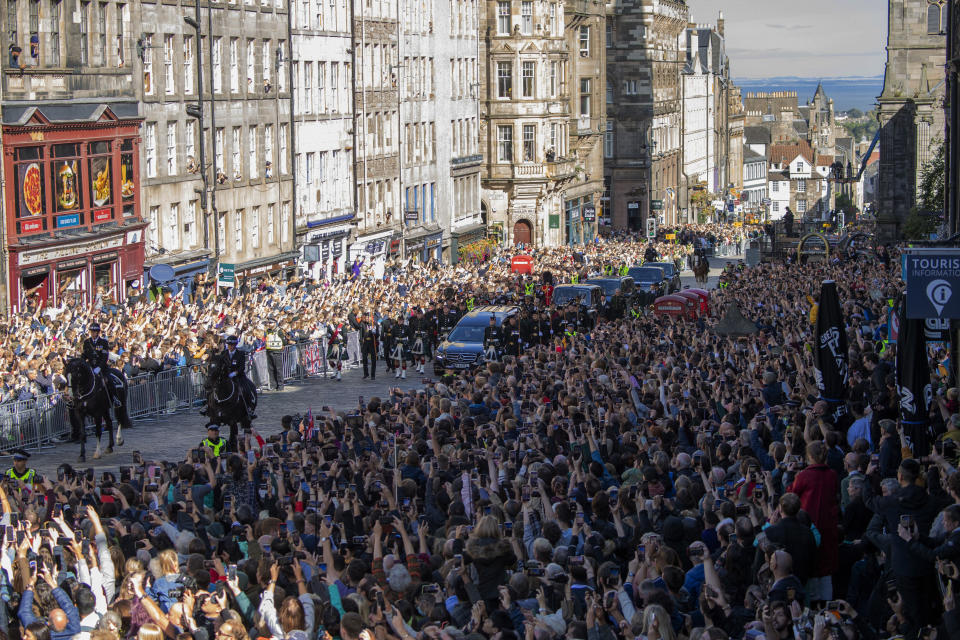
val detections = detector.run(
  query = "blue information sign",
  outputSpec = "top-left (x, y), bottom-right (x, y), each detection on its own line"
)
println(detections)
top-left (55, 213), bottom-right (80, 228)
top-left (904, 249), bottom-right (960, 319)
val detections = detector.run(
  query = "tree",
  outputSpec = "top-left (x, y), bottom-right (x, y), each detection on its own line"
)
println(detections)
top-left (846, 108), bottom-right (863, 119)
top-left (834, 192), bottom-right (858, 216)
top-left (902, 207), bottom-right (938, 240)
top-left (917, 138), bottom-right (944, 213)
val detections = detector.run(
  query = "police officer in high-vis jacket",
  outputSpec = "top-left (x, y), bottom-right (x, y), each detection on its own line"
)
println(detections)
top-left (83, 322), bottom-right (120, 406)
top-left (6, 449), bottom-right (37, 486)
top-left (201, 424), bottom-right (227, 458)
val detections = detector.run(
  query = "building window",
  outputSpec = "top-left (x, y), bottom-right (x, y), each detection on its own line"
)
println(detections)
top-left (548, 2), bottom-right (557, 36)
top-left (248, 127), bottom-right (258, 179)
top-left (232, 127), bottom-right (241, 180)
top-left (186, 200), bottom-right (198, 247)
top-left (144, 123), bottom-right (157, 177)
top-left (520, 1), bottom-right (532, 35)
top-left (230, 38), bottom-right (239, 93)
top-left (796, 161), bottom-right (804, 173)
top-left (797, 199), bottom-right (806, 214)
top-left (522, 124), bottom-right (535, 162)
top-left (246, 39), bottom-right (255, 92)
top-left (265, 125), bottom-right (274, 176)
top-left (116, 3), bottom-right (124, 65)
top-left (521, 61), bottom-right (535, 98)
top-left (318, 62), bottom-right (325, 112)
top-left (79, 2), bottom-right (90, 65)
top-left (148, 206), bottom-right (160, 248)
top-left (212, 37), bottom-right (222, 93)
top-left (928, 2), bottom-right (945, 35)
top-left (185, 120), bottom-right (196, 170)
top-left (549, 61), bottom-right (557, 97)
top-left (772, 201), bottom-right (779, 213)
top-left (184, 36), bottom-right (194, 94)
top-left (28, 0), bottom-right (38, 60)
top-left (797, 178), bottom-right (806, 193)
top-left (262, 40), bottom-right (271, 85)
top-left (163, 35), bottom-right (175, 94)
top-left (234, 210), bottom-right (243, 251)
top-left (96, 2), bottom-right (106, 65)
top-left (550, 122), bottom-right (558, 152)
top-left (304, 61), bottom-right (313, 113)
top-left (281, 201), bottom-right (290, 245)
top-left (604, 121), bottom-right (614, 158)
top-left (279, 124), bottom-right (288, 173)
top-left (497, 61), bottom-right (512, 98)
top-left (497, 1), bottom-right (510, 35)
top-left (579, 78), bottom-right (591, 117)
top-left (50, 0), bottom-right (61, 66)
top-left (251, 206), bottom-right (261, 248)
top-left (166, 122), bottom-right (177, 175)
top-left (267, 204), bottom-right (276, 244)
top-left (305, 152), bottom-right (314, 184)
top-left (579, 26), bottom-right (590, 56)
top-left (497, 125), bottom-right (513, 162)
top-left (167, 203), bottom-right (180, 250)
top-left (215, 128), bottom-right (224, 176)
top-left (278, 41), bottom-right (286, 92)
top-left (772, 181), bottom-right (779, 193)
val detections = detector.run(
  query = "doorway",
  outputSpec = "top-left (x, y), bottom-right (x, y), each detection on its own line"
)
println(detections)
top-left (513, 220), bottom-right (532, 246)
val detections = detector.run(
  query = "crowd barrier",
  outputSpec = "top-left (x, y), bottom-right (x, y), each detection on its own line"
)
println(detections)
top-left (0, 340), bottom-right (332, 455)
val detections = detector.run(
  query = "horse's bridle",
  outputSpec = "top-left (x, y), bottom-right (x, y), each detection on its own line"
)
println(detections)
top-left (67, 366), bottom-right (97, 402)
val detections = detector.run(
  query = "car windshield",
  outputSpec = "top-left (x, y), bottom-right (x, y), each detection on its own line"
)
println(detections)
top-left (553, 288), bottom-right (587, 306)
top-left (586, 280), bottom-right (621, 296)
top-left (447, 324), bottom-right (487, 343)
top-left (628, 267), bottom-right (664, 282)
top-left (650, 263), bottom-right (675, 277)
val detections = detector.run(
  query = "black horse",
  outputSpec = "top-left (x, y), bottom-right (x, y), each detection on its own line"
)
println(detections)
top-left (64, 358), bottom-right (131, 462)
top-left (203, 354), bottom-right (256, 451)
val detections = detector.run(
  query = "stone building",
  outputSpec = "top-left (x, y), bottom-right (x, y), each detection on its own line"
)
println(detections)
top-left (137, 0), bottom-right (295, 292)
top-left (767, 141), bottom-right (832, 220)
top-left (876, 0), bottom-right (946, 235)
top-left (727, 84), bottom-right (744, 193)
top-left (292, 0), bottom-right (356, 280)
top-left (605, 0), bottom-right (687, 231)
top-left (480, 0), bottom-right (604, 246)
top-left (0, 0), bottom-right (148, 312)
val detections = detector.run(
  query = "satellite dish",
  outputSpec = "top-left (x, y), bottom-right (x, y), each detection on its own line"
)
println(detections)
top-left (149, 264), bottom-right (176, 282)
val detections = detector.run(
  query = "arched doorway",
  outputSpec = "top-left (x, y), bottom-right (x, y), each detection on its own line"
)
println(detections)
top-left (513, 219), bottom-right (532, 246)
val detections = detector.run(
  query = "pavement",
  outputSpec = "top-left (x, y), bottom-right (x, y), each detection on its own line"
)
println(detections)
top-left (18, 253), bottom-right (740, 478)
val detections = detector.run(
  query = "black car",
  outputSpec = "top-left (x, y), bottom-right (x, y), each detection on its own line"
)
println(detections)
top-left (645, 262), bottom-right (681, 293)
top-left (552, 284), bottom-right (603, 326)
top-left (433, 305), bottom-right (519, 375)
top-left (584, 276), bottom-right (636, 304)
top-left (627, 266), bottom-right (666, 293)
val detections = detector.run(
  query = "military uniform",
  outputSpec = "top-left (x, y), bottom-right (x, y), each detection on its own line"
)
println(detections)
top-left (82, 325), bottom-right (119, 406)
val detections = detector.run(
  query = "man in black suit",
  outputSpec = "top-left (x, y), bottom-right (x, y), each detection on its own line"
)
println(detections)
top-left (361, 317), bottom-right (379, 380)
top-left (764, 492), bottom-right (818, 585)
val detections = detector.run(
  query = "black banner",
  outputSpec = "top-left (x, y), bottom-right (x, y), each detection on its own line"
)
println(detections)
top-left (897, 298), bottom-right (933, 456)
top-left (814, 280), bottom-right (848, 422)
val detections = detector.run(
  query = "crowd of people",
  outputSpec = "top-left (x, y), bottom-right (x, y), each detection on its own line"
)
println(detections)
top-left (0, 225), bottom-right (742, 403)
top-left (1, 223), bottom-right (959, 640)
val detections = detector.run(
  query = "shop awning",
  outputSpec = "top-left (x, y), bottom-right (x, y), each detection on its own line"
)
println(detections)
top-left (236, 250), bottom-right (300, 273)
top-left (305, 213), bottom-right (356, 229)
top-left (2, 100), bottom-right (140, 125)
top-left (403, 224), bottom-right (443, 243)
top-left (143, 248), bottom-right (212, 269)
top-left (451, 222), bottom-right (487, 237)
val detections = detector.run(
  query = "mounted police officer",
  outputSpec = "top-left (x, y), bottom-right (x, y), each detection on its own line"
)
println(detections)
top-left (83, 322), bottom-right (120, 407)
top-left (220, 334), bottom-right (256, 422)
top-left (5, 449), bottom-right (36, 486)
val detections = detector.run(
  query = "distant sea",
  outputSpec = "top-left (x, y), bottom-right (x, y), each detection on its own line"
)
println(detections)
top-left (734, 75), bottom-right (884, 113)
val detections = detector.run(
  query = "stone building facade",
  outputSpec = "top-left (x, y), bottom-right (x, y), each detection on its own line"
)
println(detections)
top-left (137, 0), bottom-right (295, 289)
top-left (292, 0), bottom-right (356, 280)
top-left (0, 0), bottom-right (148, 312)
top-left (876, 0), bottom-right (946, 235)
top-left (480, 0), bottom-right (604, 246)
top-left (605, 0), bottom-right (687, 231)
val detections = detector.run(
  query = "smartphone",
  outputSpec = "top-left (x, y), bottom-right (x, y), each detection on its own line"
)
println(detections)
top-left (4, 527), bottom-right (12, 544)
top-left (359, 395), bottom-right (365, 408)
top-left (228, 564), bottom-right (237, 581)
top-left (247, 450), bottom-right (256, 464)
top-left (376, 591), bottom-right (385, 612)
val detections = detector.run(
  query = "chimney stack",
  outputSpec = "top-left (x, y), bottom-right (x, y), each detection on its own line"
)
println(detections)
top-left (717, 11), bottom-right (725, 37)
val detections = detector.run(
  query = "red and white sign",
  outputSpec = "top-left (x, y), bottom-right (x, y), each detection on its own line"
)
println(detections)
top-left (93, 208), bottom-right (112, 222)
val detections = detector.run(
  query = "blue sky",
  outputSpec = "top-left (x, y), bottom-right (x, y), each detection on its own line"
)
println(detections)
top-left (689, 0), bottom-right (887, 79)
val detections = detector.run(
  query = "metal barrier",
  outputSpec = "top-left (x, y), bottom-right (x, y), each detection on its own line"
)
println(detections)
top-left (0, 340), bottom-right (338, 454)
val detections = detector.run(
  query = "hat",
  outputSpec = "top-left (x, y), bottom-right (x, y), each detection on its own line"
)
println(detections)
top-left (225, 335), bottom-right (239, 345)
top-left (89, 323), bottom-right (101, 331)
top-left (12, 449), bottom-right (30, 461)
top-left (206, 424), bottom-right (220, 431)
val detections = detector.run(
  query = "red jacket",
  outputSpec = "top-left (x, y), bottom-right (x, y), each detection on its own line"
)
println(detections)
top-left (788, 463), bottom-right (840, 576)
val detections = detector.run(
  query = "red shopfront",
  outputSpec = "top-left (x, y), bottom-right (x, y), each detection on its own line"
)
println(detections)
top-left (2, 104), bottom-right (145, 312)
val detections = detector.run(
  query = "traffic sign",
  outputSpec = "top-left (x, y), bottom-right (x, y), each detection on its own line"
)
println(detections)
top-left (646, 218), bottom-right (657, 239)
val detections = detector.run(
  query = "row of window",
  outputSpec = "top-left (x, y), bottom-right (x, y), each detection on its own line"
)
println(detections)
top-left (495, 1), bottom-right (565, 39)
top-left (293, 0), bottom-right (349, 33)
top-left (403, 183), bottom-right (436, 224)
top-left (359, 42), bottom-right (398, 91)
top-left (143, 34), bottom-right (286, 98)
top-left (400, 0), bottom-right (433, 35)
top-left (452, 174), bottom-right (480, 219)
top-left (294, 60), bottom-right (351, 115)
top-left (404, 122), bottom-right (437, 165)
top-left (143, 121), bottom-right (289, 182)
top-left (401, 56), bottom-right (436, 100)
top-left (449, 0), bottom-right (478, 36)
top-left (495, 60), bottom-right (568, 100)
top-left (361, 111), bottom-right (397, 157)
top-left (451, 117), bottom-right (478, 158)
top-left (6, 0), bottom-right (120, 68)
top-left (450, 57), bottom-right (478, 100)
top-left (495, 121), bottom-right (568, 163)
top-left (297, 150), bottom-right (350, 213)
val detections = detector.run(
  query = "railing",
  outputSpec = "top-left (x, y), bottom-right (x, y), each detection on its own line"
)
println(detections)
top-left (0, 340), bottom-right (333, 455)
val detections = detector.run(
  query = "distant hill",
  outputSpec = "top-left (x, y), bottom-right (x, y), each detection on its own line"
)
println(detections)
top-left (734, 75), bottom-right (884, 113)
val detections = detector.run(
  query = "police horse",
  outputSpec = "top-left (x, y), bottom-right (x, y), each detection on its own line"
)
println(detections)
top-left (64, 358), bottom-right (130, 462)
top-left (203, 354), bottom-right (257, 452)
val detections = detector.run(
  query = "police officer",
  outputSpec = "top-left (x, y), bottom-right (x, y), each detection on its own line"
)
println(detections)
top-left (5, 449), bottom-right (36, 486)
top-left (264, 320), bottom-right (286, 391)
top-left (83, 322), bottom-right (119, 407)
top-left (201, 424), bottom-right (227, 458)
top-left (219, 334), bottom-right (256, 423)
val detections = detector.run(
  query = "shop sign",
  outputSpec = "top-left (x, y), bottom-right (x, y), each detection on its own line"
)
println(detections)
top-left (21, 219), bottom-right (43, 233)
top-left (57, 257), bottom-right (88, 270)
top-left (21, 264), bottom-right (50, 277)
top-left (583, 204), bottom-right (596, 222)
top-left (549, 214), bottom-right (560, 229)
top-left (302, 245), bottom-right (320, 262)
top-left (365, 240), bottom-right (386, 254)
top-left (322, 243), bottom-right (330, 260)
top-left (217, 263), bottom-right (236, 288)
top-left (426, 235), bottom-right (442, 249)
top-left (93, 208), bottom-right (112, 222)
top-left (55, 213), bottom-right (81, 228)
top-left (92, 251), bottom-right (119, 264)
top-left (651, 200), bottom-right (664, 211)
top-left (20, 235), bottom-right (124, 266)
top-left (332, 239), bottom-right (343, 256)
top-left (404, 210), bottom-right (420, 222)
